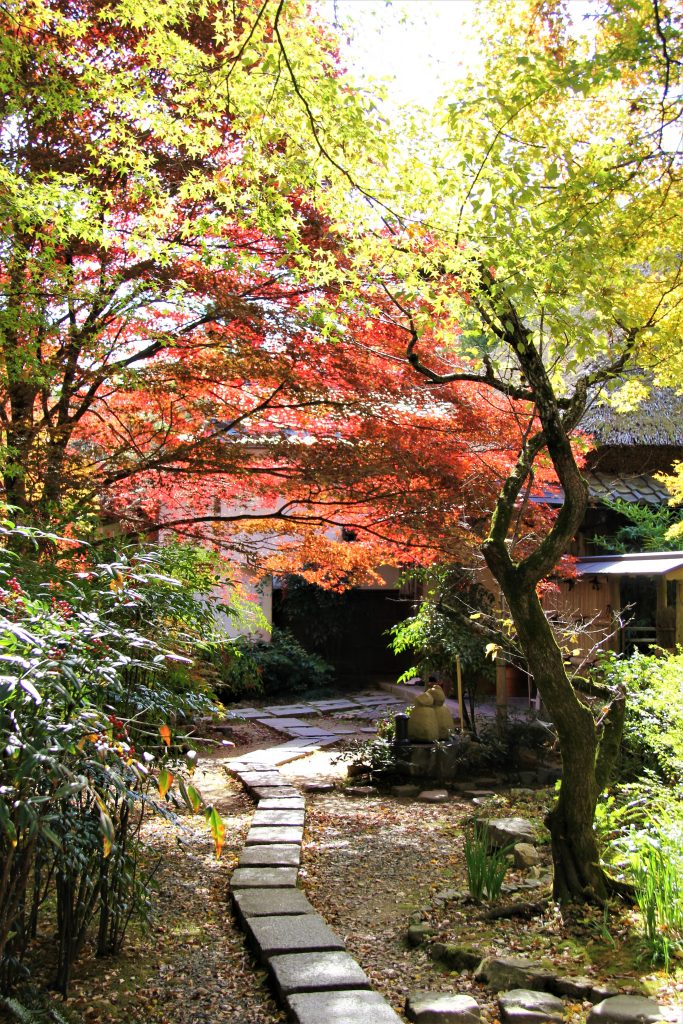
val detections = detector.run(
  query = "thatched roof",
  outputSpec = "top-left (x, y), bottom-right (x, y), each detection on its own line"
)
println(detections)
top-left (535, 472), bottom-right (669, 507)
top-left (581, 386), bottom-right (683, 446)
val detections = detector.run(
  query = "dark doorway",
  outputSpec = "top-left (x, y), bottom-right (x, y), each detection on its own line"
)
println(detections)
top-left (272, 579), bottom-right (415, 687)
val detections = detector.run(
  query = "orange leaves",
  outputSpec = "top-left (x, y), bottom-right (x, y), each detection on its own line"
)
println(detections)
top-left (159, 724), bottom-right (172, 747)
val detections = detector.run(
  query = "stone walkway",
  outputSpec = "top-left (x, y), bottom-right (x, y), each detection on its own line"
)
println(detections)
top-left (226, 692), bottom-right (671, 1024)
top-left (227, 752), bottom-right (404, 1024)
top-left (225, 691), bottom-right (411, 766)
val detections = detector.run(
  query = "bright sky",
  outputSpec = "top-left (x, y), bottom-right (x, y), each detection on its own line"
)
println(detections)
top-left (319, 1), bottom-right (599, 108)
top-left (319, 0), bottom-right (482, 108)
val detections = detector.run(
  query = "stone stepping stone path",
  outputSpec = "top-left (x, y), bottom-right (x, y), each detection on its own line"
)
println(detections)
top-left (228, 755), bottom-right (403, 1024)
top-left (224, 691), bottom-right (410, 752)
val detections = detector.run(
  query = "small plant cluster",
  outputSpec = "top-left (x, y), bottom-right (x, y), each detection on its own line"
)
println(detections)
top-left (592, 651), bottom-right (683, 968)
top-left (463, 825), bottom-right (510, 900)
top-left (0, 522), bottom-right (234, 996)
top-left (597, 778), bottom-right (683, 970)
top-left (209, 627), bottom-right (333, 702)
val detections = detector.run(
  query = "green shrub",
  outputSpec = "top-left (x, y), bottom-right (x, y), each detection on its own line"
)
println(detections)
top-left (596, 780), bottom-right (683, 970)
top-left (597, 651), bottom-right (683, 784)
top-left (0, 521), bottom-right (232, 994)
top-left (237, 628), bottom-right (333, 698)
top-left (389, 566), bottom-right (499, 732)
top-left (203, 641), bottom-right (264, 702)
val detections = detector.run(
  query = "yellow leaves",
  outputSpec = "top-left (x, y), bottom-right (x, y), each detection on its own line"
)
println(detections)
top-left (109, 572), bottom-right (124, 592)
top-left (99, 808), bottom-right (115, 859)
top-left (157, 768), bottom-right (173, 799)
top-left (206, 806), bottom-right (225, 860)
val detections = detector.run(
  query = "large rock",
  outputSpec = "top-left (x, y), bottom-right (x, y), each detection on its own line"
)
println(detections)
top-left (498, 989), bottom-right (564, 1024)
top-left (475, 957), bottom-right (555, 993)
top-left (407, 923), bottom-right (435, 947)
top-left (513, 843), bottom-right (540, 868)
top-left (430, 942), bottom-right (482, 971)
top-left (587, 996), bottom-right (663, 1024)
top-left (418, 789), bottom-right (450, 803)
top-left (406, 991), bottom-right (481, 1023)
top-left (485, 818), bottom-right (537, 848)
top-left (392, 783), bottom-right (421, 798)
top-left (550, 976), bottom-right (595, 1000)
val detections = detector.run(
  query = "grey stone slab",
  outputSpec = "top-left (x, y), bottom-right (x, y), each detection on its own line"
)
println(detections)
top-left (352, 695), bottom-right (396, 705)
top-left (252, 808), bottom-right (306, 826)
top-left (256, 717), bottom-right (310, 728)
top-left (287, 727), bottom-right (337, 738)
top-left (305, 736), bottom-right (342, 747)
top-left (235, 771), bottom-right (282, 786)
top-left (231, 867), bottom-right (298, 889)
top-left (224, 707), bottom-right (264, 719)
top-left (316, 723), bottom-right (359, 734)
top-left (287, 990), bottom-right (404, 1024)
top-left (232, 887), bottom-right (316, 920)
top-left (228, 760), bottom-right (274, 772)
top-left (309, 700), bottom-right (359, 711)
top-left (258, 797), bottom-right (306, 810)
top-left (244, 913), bottom-right (344, 961)
top-left (406, 991), bottom-right (481, 1023)
top-left (269, 951), bottom-right (371, 996)
top-left (498, 989), bottom-right (564, 1024)
top-left (246, 825), bottom-right (303, 845)
top-left (239, 844), bottom-right (301, 868)
top-left (236, 747), bottom-right (316, 766)
top-left (419, 789), bottom-right (450, 803)
top-left (587, 996), bottom-right (663, 1024)
top-left (251, 786), bottom-right (301, 800)
top-left (262, 705), bottom-right (318, 717)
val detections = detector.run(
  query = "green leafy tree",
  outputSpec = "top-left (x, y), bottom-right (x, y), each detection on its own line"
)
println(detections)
top-left (307, 0), bottom-right (683, 901)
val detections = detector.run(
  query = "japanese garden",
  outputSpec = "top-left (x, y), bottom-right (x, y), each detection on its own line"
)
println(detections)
top-left (1, 0), bottom-right (683, 1022)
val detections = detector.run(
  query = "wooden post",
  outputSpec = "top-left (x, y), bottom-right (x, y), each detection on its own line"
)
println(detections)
top-left (496, 659), bottom-right (508, 730)
top-left (456, 655), bottom-right (464, 733)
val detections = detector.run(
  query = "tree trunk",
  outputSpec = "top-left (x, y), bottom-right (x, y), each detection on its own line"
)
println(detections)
top-left (503, 583), bottom-right (622, 902)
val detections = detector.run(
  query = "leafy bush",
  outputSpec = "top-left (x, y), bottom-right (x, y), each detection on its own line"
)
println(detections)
top-left (596, 780), bottom-right (683, 970)
top-left (597, 651), bottom-right (683, 784)
top-left (236, 628), bottom-right (333, 698)
top-left (389, 566), bottom-right (498, 732)
top-left (206, 641), bottom-right (264, 702)
top-left (0, 521), bottom-right (232, 994)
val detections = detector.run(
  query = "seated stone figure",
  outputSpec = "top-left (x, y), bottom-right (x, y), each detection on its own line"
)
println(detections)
top-left (427, 684), bottom-right (455, 739)
top-left (407, 690), bottom-right (440, 742)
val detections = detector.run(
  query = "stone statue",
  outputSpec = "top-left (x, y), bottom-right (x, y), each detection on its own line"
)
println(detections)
top-left (407, 690), bottom-right (439, 742)
top-left (428, 685), bottom-right (455, 739)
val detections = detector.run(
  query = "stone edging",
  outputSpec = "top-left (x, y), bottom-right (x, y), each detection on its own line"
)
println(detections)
top-left (228, 760), bottom-right (404, 1024)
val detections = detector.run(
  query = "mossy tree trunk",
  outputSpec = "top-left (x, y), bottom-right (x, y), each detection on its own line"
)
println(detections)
top-left (472, 295), bottom-right (632, 902)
